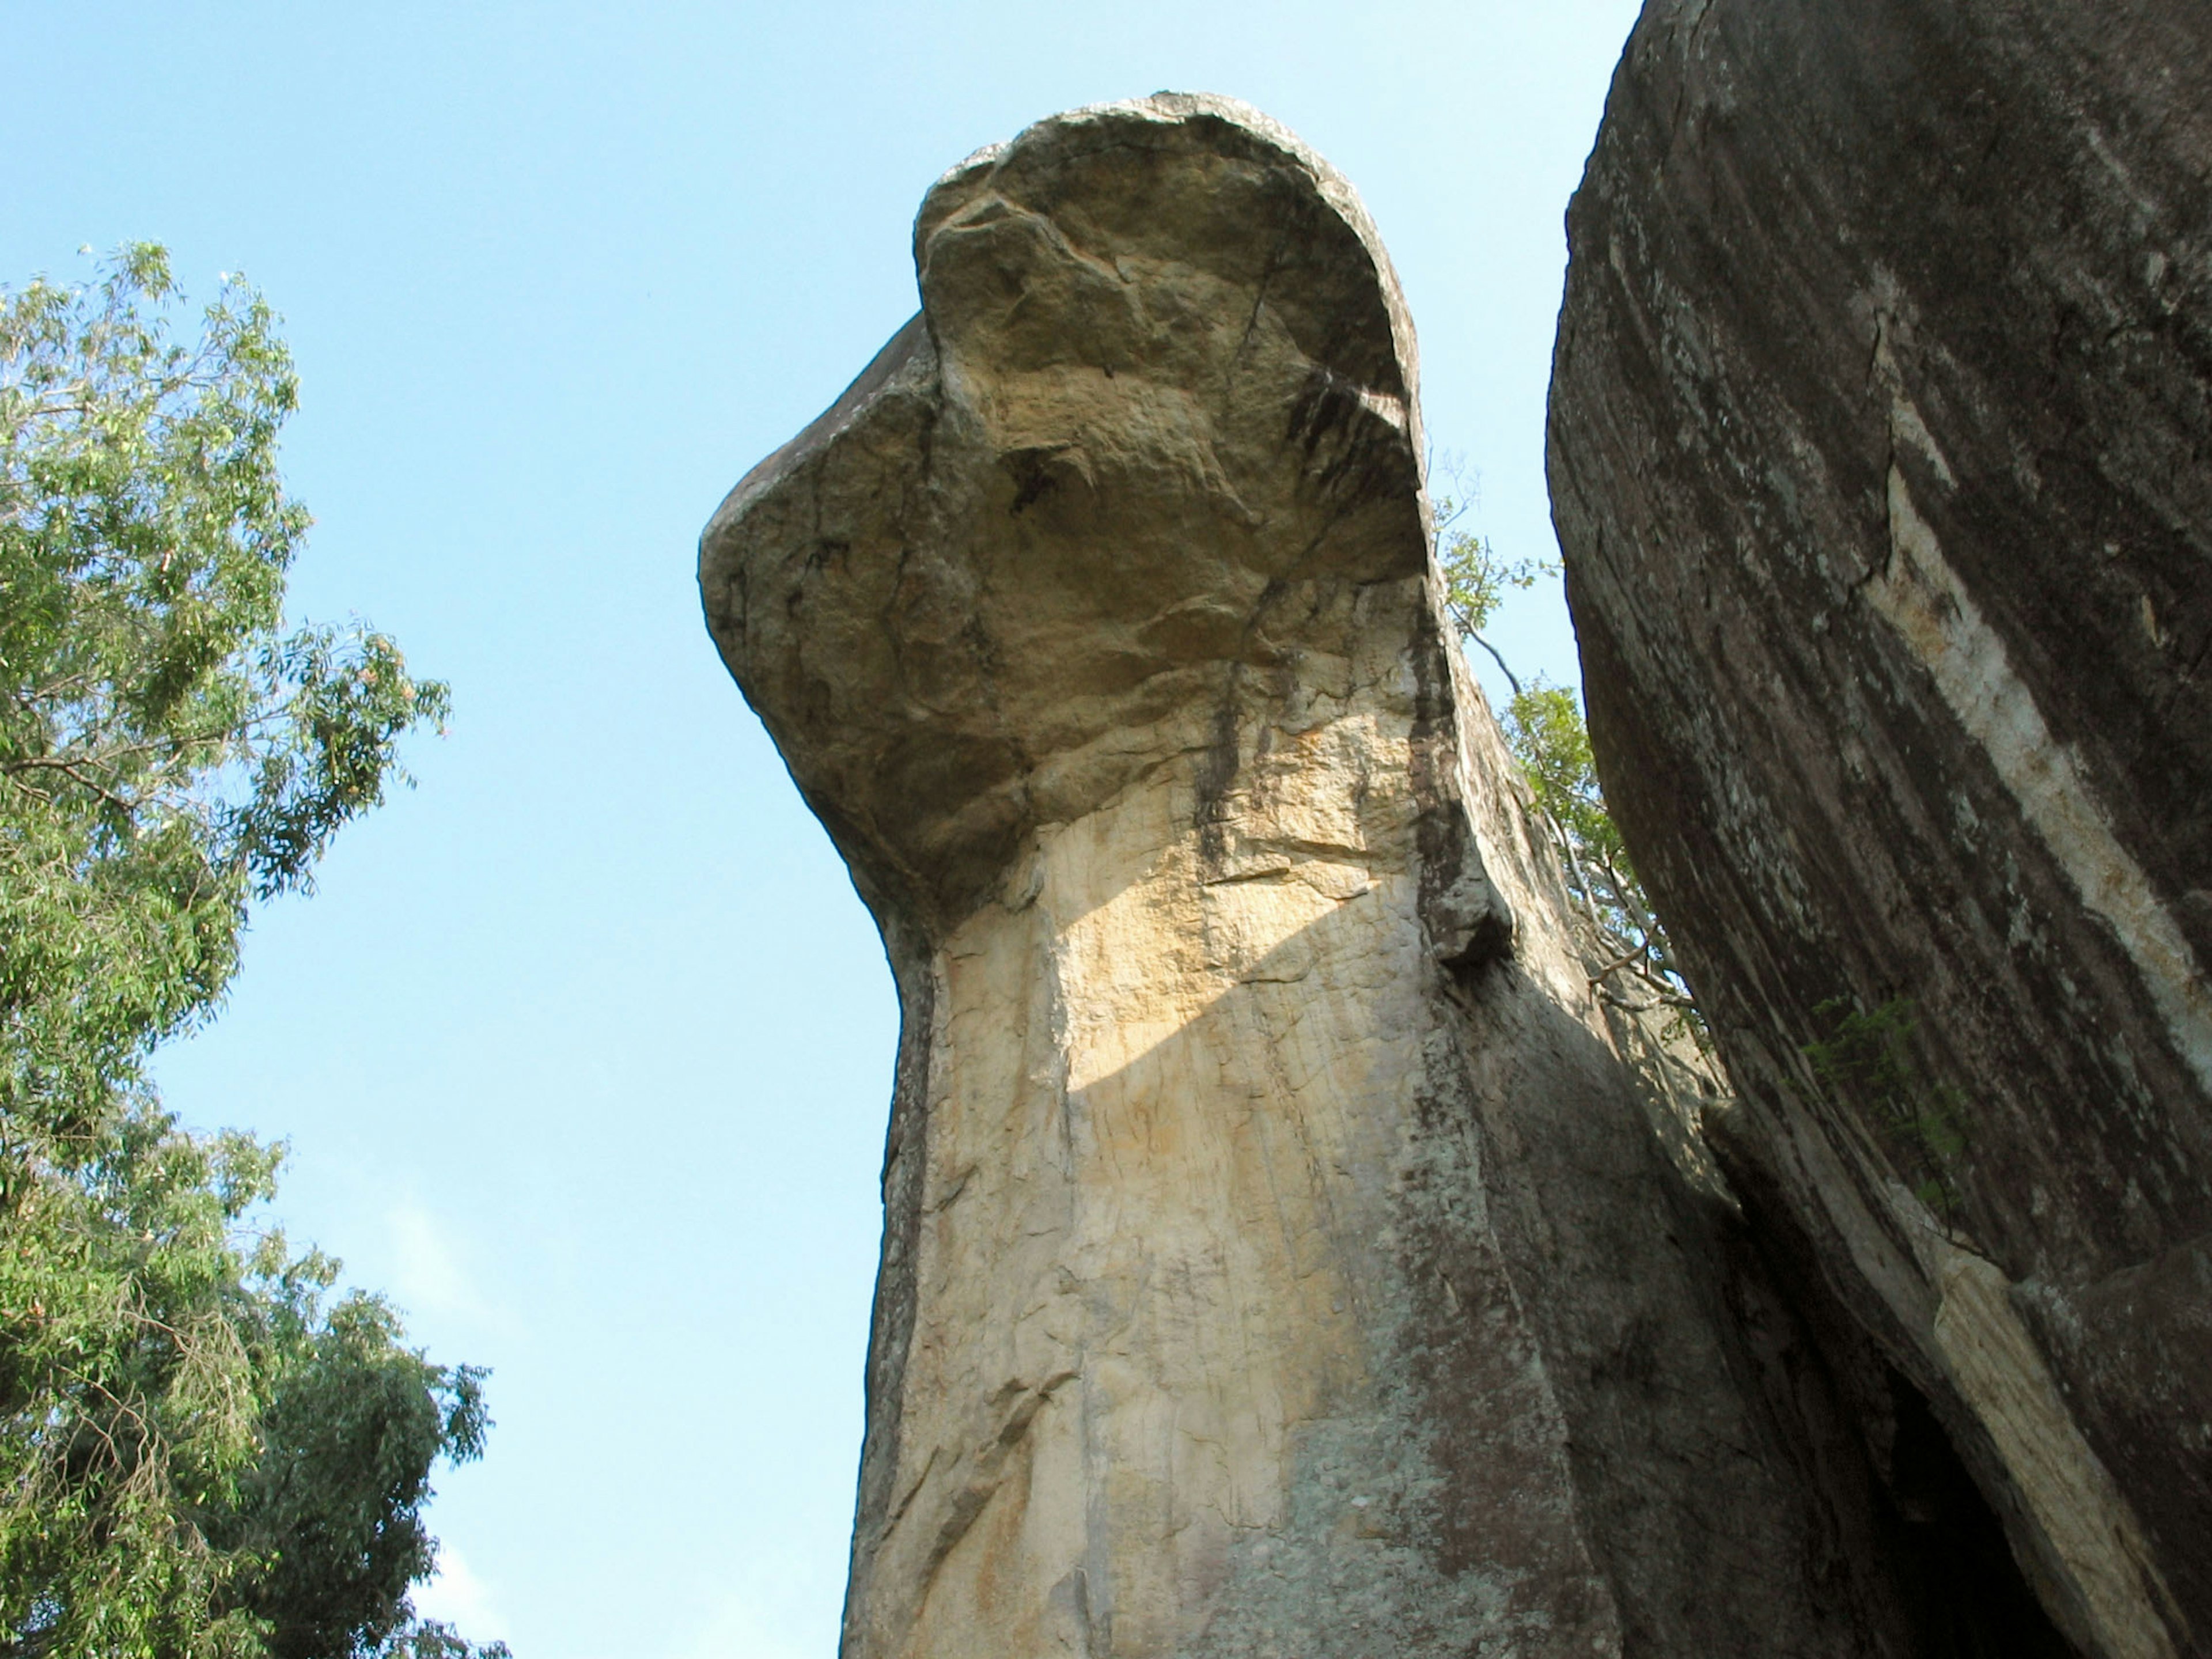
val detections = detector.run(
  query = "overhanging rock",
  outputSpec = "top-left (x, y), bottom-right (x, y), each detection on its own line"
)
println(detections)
top-left (706, 93), bottom-right (1943, 1657)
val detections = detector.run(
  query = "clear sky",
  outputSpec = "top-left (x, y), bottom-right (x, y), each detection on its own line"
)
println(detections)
top-left (3, 3), bottom-right (1640, 1654)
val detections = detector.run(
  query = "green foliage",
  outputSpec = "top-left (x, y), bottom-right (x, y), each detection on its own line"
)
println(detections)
top-left (1432, 466), bottom-right (1558, 696)
top-left (0, 246), bottom-right (498, 1658)
top-left (1428, 465), bottom-right (1698, 1027)
top-left (216, 1282), bottom-right (494, 1659)
top-left (1499, 680), bottom-right (1700, 1025)
top-left (1802, 997), bottom-right (1968, 1226)
top-left (2, 243), bottom-right (450, 1148)
top-left (1500, 681), bottom-right (1620, 874)
top-left (0, 1117), bottom-right (279, 1658)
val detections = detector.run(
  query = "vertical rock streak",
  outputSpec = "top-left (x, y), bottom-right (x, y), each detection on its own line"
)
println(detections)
top-left (1874, 469), bottom-right (2212, 1101)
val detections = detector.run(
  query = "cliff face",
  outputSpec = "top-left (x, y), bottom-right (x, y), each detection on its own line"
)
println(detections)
top-left (704, 94), bottom-right (1934, 1659)
top-left (1550, 6), bottom-right (2212, 1657)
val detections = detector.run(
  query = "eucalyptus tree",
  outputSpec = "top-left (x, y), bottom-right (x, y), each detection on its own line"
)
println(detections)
top-left (0, 245), bottom-right (502, 1658)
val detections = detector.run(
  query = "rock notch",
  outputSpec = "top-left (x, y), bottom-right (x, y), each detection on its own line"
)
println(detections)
top-left (704, 93), bottom-right (1945, 1659)
top-left (1551, 5), bottom-right (2212, 1656)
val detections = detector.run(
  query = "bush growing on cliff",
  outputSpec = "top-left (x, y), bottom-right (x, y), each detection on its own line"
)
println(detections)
top-left (1499, 681), bottom-right (1698, 1020)
top-left (1432, 493), bottom-right (1696, 1023)
top-left (0, 245), bottom-right (502, 1658)
top-left (1801, 997), bottom-right (1967, 1226)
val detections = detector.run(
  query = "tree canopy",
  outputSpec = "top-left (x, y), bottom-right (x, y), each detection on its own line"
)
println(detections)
top-left (0, 245), bottom-right (501, 1658)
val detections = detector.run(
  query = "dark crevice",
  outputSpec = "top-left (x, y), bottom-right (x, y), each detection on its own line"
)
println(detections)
top-left (1710, 1123), bottom-right (2084, 1659)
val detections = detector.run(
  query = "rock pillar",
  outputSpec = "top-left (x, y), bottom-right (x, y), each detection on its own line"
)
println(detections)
top-left (708, 94), bottom-right (1915, 1657)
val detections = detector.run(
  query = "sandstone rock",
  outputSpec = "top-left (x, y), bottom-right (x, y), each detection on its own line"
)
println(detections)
top-left (1550, 7), bottom-right (2212, 1656)
top-left (704, 93), bottom-right (2022, 1658)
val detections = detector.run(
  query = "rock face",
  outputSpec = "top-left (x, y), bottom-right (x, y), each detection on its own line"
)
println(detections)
top-left (703, 94), bottom-right (1961, 1659)
top-left (1550, 6), bottom-right (2212, 1657)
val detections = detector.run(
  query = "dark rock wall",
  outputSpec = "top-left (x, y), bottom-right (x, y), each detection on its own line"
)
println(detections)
top-left (1550, 4), bottom-right (2212, 1656)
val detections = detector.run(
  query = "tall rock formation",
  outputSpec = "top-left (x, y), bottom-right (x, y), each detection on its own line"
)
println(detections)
top-left (703, 94), bottom-right (1971, 1659)
top-left (1550, 6), bottom-right (2212, 1657)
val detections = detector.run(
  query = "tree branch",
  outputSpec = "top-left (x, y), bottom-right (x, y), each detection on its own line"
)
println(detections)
top-left (1464, 628), bottom-right (1523, 697)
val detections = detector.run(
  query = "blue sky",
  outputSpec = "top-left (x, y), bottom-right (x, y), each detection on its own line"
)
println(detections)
top-left (3, 3), bottom-right (1638, 1654)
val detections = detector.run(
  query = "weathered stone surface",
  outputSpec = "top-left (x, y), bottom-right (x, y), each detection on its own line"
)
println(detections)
top-left (1550, 7), bottom-right (2212, 1656)
top-left (703, 93), bottom-right (1950, 1659)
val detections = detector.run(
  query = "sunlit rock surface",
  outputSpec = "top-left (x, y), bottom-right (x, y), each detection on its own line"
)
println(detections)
top-left (700, 94), bottom-right (1983, 1657)
top-left (1550, 6), bottom-right (2212, 1656)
